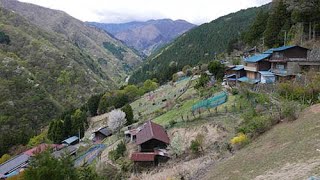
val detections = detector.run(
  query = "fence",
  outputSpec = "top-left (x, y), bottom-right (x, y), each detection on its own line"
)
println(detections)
top-left (191, 91), bottom-right (228, 112)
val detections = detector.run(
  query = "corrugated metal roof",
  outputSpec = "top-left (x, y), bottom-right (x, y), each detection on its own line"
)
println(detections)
top-left (263, 45), bottom-right (309, 54)
top-left (227, 74), bottom-right (236, 78)
top-left (62, 136), bottom-right (79, 145)
top-left (131, 152), bottom-right (156, 162)
top-left (94, 127), bottom-right (112, 137)
top-left (259, 71), bottom-right (275, 76)
top-left (136, 121), bottom-right (170, 145)
top-left (0, 154), bottom-right (30, 175)
top-left (232, 65), bottom-right (244, 71)
top-left (238, 77), bottom-right (260, 84)
top-left (52, 145), bottom-right (77, 159)
top-left (244, 54), bottom-right (270, 63)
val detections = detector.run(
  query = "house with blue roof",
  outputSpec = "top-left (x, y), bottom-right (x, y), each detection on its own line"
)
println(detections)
top-left (241, 53), bottom-right (275, 84)
top-left (225, 65), bottom-right (246, 84)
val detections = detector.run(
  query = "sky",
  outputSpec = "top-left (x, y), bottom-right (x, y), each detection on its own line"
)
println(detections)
top-left (18, 0), bottom-right (272, 25)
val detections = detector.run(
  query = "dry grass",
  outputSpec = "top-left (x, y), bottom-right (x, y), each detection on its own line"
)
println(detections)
top-left (203, 104), bottom-right (320, 180)
top-left (130, 122), bottom-right (229, 180)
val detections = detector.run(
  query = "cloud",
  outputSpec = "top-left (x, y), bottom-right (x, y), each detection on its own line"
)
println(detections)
top-left (18, 0), bottom-right (272, 24)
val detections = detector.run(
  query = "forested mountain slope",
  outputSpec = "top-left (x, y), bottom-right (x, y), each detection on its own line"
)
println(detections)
top-left (129, 4), bottom-right (270, 84)
top-left (0, 0), bottom-right (142, 82)
top-left (0, 0), bottom-right (142, 155)
top-left (88, 19), bottom-right (196, 56)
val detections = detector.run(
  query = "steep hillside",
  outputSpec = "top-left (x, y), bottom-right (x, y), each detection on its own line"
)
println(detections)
top-left (129, 4), bottom-right (270, 84)
top-left (0, 1), bottom-right (142, 155)
top-left (88, 19), bottom-right (196, 56)
top-left (203, 104), bottom-right (320, 180)
top-left (0, 0), bottom-right (143, 82)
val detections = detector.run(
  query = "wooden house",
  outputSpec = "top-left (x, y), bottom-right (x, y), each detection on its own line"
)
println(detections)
top-left (93, 127), bottom-right (112, 142)
top-left (240, 53), bottom-right (275, 84)
top-left (266, 45), bottom-right (317, 79)
top-left (225, 65), bottom-right (246, 84)
top-left (131, 121), bottom-right (170, 168)
top-left (135, 121), bottom-right (170, 152)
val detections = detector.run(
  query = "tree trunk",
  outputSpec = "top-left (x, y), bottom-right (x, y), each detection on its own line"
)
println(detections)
top-left (313, 22), bottom-right (316, 40)
top-left (309, 22), bottom-right (312, 40)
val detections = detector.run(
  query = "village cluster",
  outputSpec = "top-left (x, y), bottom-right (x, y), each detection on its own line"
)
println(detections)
top-left (226, 45), bottom-right (319, 85)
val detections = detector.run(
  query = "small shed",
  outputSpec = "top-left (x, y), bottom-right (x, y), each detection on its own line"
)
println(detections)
top-left (259, 71), bottom-right (275, 84)
top-left (52, 145), bottom-right (77, 159)
top-left (62, 136), bottom-right (79, 146)
top-left (93, 127), bottom-right (112, 142)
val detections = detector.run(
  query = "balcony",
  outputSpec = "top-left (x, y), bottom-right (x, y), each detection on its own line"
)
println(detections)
top-left (244, 66), bottom-right (258, 72)
top-left (271, 68), bottom-right (292, 76)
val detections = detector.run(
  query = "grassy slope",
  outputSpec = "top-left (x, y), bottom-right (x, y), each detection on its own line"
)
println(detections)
top-left (204, 104), bottom-right (320, 180)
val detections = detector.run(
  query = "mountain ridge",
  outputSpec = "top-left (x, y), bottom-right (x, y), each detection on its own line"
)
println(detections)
top-left (88, 19), bottom-right (196, 55)
top-left (0, 0), bottom-right (142, 155)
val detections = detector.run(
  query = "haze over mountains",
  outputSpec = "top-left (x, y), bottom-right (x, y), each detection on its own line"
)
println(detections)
top-left (88, 19), bottom-right (196, 56)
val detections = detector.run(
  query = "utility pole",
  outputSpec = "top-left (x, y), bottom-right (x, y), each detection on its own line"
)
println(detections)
top-left (261, 37), bottom-right (265, 52)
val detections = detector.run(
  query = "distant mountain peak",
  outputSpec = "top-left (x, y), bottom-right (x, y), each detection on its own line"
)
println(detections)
top-left (87, 19), bottom-right (196, 56)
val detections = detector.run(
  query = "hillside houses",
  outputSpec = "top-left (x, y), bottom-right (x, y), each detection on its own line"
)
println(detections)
top-left (229, 45), bottom-right (320, 84)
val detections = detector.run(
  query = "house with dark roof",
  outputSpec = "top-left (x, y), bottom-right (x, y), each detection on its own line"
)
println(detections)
top-left (136, 121), bottom-right (170, 152)
top-left (225, 65), bottom-right (246, 84)
top-left (130, 121), bottom-right (170, 168)
top-left (93, 127), bottom-right (112, 142)
top-left (265, 45), bottom-right (318, 79)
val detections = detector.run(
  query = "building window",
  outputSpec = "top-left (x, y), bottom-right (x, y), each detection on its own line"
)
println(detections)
top-left (276, 64), bottom-right (285, 70)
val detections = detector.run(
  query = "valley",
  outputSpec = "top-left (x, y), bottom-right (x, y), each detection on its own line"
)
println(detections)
top-left (1, 0), bottom-right (320, 179)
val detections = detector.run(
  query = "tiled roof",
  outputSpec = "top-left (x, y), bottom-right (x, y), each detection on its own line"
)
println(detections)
top-left (244, 54), bottom-right (271, 63)
top-left (131, 152), bottom-right (156, 162)
top-left (136, 121), bottom-right (170, 145)
top-left (0, 154), bottom-right (30, 175)
top-left (62, 136), bottom-right (79, 145)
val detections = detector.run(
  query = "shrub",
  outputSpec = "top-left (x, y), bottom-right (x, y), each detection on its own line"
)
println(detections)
top-left (117, 158), bottom-right (133, 173)
top-left (281, 101), bottom-right (301, 121)
top-left (238, 115), bottom-right (272, 135)
top-left (169, 120), bottom-right (177, 127)
top-left (230, 133), bottom-right (249, 145)
top-left (0, 154), bottom-right (11, 164)
top-left (109, 141), bottom-right (127, 162)
top-left (190, 134), bottom-right (204, 154)
top-left (231, 88), bottom-right (239, 95)
top-left (190, 140), bottom-right (201, 154)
